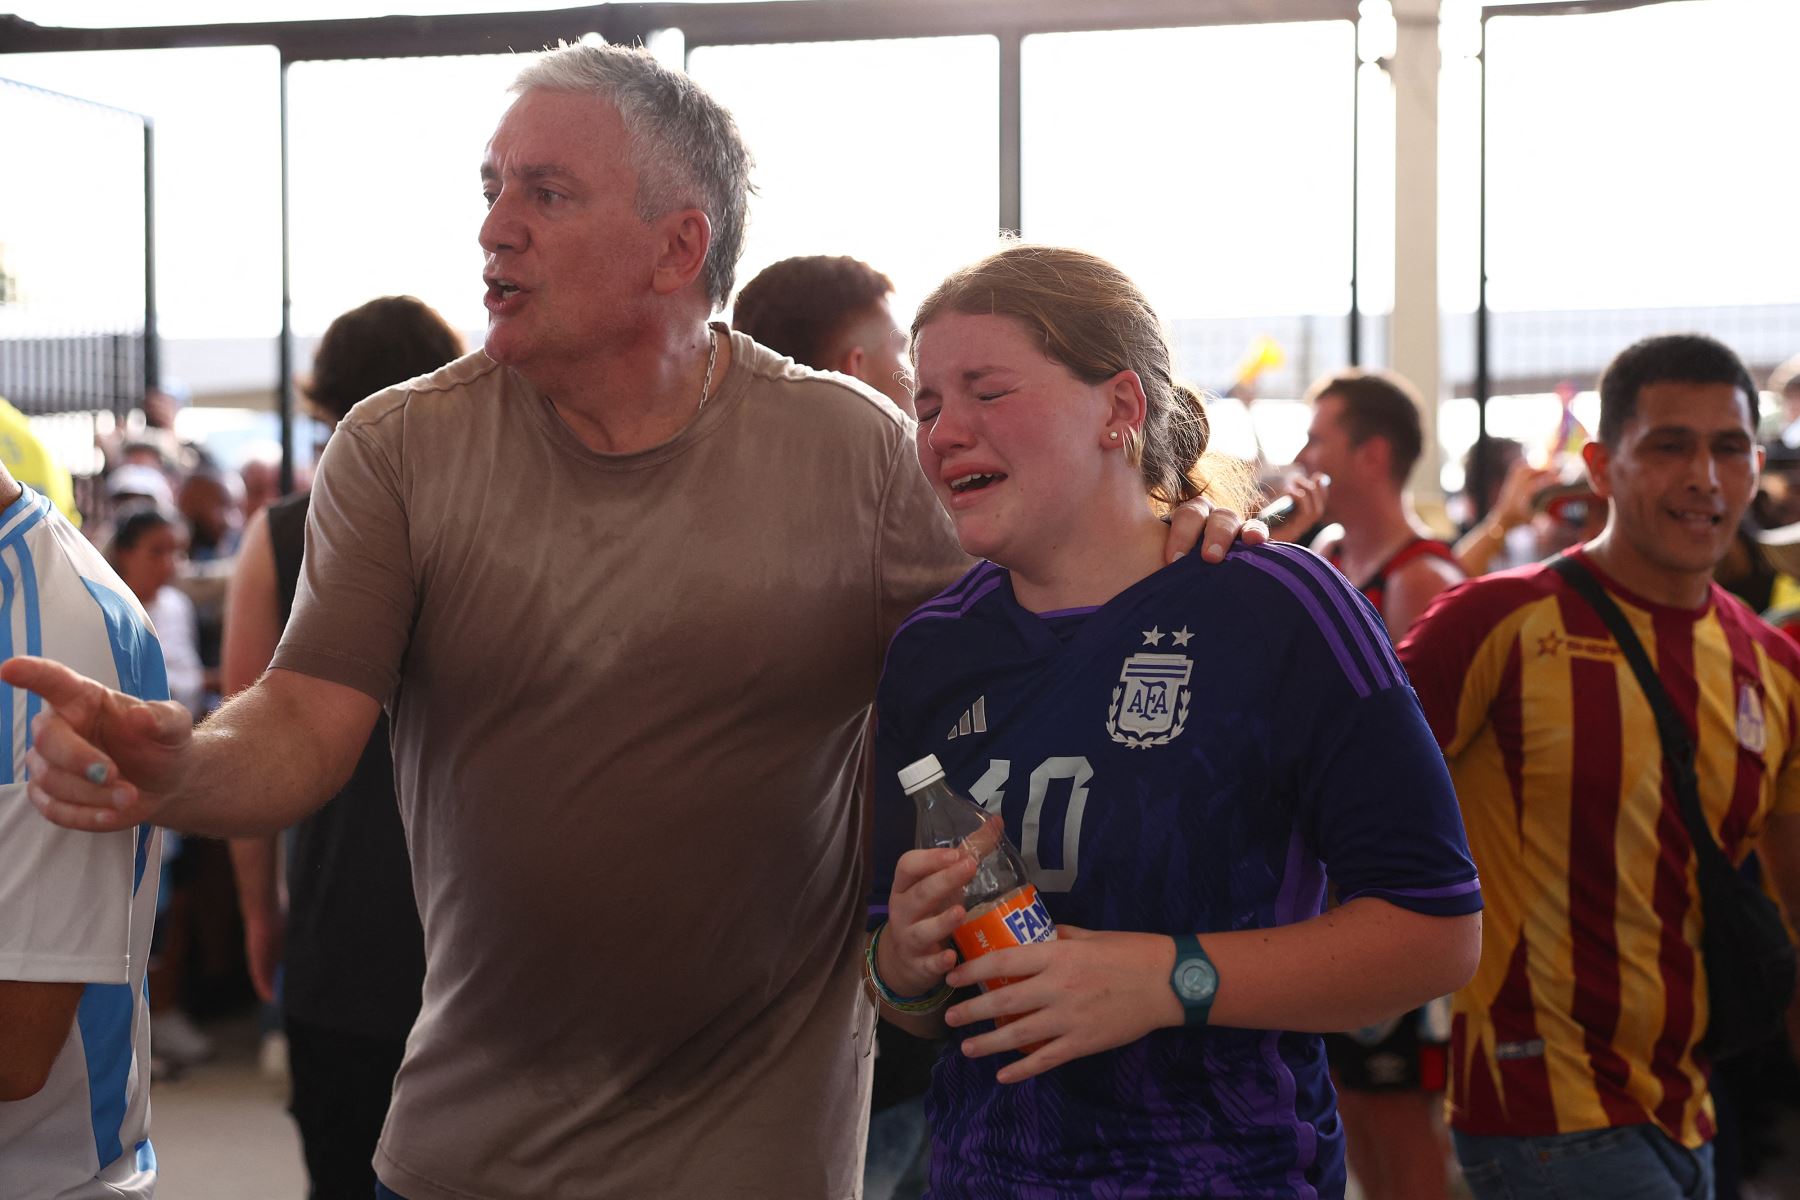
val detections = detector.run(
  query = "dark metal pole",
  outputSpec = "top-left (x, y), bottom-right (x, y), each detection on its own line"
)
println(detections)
top-left (277, 57), bottom-right (295, 496)
top-left (998, 31), bottom-right (1022, 234)
top-left (141, 116), bottom-right (159, 399)
top-left (1348, 31), bottom-right (1361, 367)
top-left (1472, 15), bottom-right (1491, 520)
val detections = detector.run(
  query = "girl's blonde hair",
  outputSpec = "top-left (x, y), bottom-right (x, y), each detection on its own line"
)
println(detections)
top-left (913, 244), bottom-right (1254, 514)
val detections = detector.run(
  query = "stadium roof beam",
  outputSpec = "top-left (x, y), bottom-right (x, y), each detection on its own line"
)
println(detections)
top-left (0, 1), bottom-right (1359, 61)
top-left (1481, 0), bottom-right (1684, 19)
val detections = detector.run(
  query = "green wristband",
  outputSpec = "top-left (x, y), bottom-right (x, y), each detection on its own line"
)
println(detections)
top-left (866, 924), bottom-right (954, 1015)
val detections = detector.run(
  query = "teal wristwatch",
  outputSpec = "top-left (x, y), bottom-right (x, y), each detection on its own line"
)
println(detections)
top-left (1169, 934), bottom-right (1218, 1027)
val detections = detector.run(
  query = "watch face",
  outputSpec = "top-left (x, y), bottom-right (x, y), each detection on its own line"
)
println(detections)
top-left (1176, 958), bottom-right (1217, 1003)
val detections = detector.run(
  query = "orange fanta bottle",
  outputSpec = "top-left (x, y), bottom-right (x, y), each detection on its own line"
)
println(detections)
top-left (898, 755), bottom-right (1056, 1030)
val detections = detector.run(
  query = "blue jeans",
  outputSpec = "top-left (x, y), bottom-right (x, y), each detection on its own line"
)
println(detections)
top-left (864, 1095), bottom-right (931, 1200)
top-left (1454, 1125), bottom-right (1713, 1200)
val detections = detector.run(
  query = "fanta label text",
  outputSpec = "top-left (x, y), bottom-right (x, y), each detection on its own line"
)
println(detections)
top-left (952, 885), bottom-right (1058, 1040)
top-left (1002, 897), bottom-right (1053, 945)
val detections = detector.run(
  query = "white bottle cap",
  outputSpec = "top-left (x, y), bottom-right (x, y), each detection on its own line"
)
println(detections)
top-left (897, 754), bottom-right (946, 794)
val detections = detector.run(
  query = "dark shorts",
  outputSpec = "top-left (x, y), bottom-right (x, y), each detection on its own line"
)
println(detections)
top-left (1324, 1002), bottom-right (1449, 1093)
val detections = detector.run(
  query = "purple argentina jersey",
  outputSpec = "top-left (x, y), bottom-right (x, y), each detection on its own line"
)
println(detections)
top-left (871, 542), bottom-right (1481, 1200)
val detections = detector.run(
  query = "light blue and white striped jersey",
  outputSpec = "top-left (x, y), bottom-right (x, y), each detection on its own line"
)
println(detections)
top-left (0, 485), bottom-right (165, 1199)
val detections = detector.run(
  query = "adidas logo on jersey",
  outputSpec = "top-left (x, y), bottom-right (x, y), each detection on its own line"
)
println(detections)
top-left (947, 696), bottom-right (988, 740)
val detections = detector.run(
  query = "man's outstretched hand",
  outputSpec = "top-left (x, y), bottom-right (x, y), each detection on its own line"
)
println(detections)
top-left (2, 656), bottom-right (192, 832)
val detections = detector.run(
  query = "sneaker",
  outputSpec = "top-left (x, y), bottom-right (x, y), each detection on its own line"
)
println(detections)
top-left (258, 1030), bottom-right (290, 1083)
top-left (150, 1010), bottom-right (215, 1066)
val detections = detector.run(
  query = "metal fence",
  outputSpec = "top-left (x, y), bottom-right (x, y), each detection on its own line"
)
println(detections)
top-left (0, 76), bottom-right (153, 423)
top-left (1473, 1), bottom-right (1799, 439)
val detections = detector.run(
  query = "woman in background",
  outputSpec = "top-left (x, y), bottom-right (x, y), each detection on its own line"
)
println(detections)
top-left (108, 505), bottom-right (202, 720)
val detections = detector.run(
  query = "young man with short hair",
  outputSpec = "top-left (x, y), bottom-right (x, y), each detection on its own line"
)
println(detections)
top-left (1291, 368), bottom-right (1465, 635)
top-left (733, 254), bottom-right (913, 414)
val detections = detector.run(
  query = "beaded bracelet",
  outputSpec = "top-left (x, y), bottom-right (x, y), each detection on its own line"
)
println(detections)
top-left (865, 924), bottom-right (955, 1015)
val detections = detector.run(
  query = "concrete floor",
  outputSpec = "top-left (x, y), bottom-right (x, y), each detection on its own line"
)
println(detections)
top-left (148, 1016), bottom-right (1800, 1200)
top-left (148, 1016), bottom-right (306, 1199)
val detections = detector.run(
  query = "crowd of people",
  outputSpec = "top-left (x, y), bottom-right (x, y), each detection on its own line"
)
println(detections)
top-left (2, 37), bottom-right (1799, 1200)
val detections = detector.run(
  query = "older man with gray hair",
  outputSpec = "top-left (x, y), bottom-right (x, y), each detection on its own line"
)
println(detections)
top-left (8, 43), bottom-right (1246, 1200)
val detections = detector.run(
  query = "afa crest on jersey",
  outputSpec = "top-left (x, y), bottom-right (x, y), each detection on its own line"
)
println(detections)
top-left (1107, 649), bottom-right (1193, 748)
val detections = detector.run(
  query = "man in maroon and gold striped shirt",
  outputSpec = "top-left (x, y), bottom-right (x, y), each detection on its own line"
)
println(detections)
top-left (1398, 334), bottom-right (1800, 1199)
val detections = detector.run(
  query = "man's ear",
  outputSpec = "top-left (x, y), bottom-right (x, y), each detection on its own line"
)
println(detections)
top-left (1356, 435), bottom-right (1392, 482)
top-left (1581, 438), bottom-right (1613, 500)
top-left (838, 345), bottom-right (867, 381)
top-left (651, 208), bottom-right (712, 297)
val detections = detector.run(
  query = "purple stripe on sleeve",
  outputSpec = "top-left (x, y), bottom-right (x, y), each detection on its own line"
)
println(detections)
top-left (1237, 554), bottom-right (1372, 698)
top-left (1342, 877), bottom-right (1482, 902)
top-left (1264, 544), bottom-right (1403, 690)
top-left (1359, 603), bottom-right (1407, 686)
top-left (892, 572), bottom-right (1006, 640)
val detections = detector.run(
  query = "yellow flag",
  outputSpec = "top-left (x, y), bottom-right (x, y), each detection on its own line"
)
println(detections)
top-left (1235, 335), bottom-right (1286, 386)
top-left (0, 395), bottom-right (82, 526)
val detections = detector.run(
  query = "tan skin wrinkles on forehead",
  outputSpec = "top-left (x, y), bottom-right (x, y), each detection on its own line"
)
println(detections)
top-left (482, 162), bottom-right (581, 188)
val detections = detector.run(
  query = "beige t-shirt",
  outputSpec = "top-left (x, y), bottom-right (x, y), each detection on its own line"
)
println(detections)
top-left (272, 331), bottom-right (966, 1200)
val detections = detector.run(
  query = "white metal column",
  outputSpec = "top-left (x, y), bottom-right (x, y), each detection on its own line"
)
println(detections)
top-left (1391, 0), bottom-right (1442, 500)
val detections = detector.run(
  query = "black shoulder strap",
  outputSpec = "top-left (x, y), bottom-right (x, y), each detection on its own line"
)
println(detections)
top-left (1547, 553), bottom-right (1731, 874)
